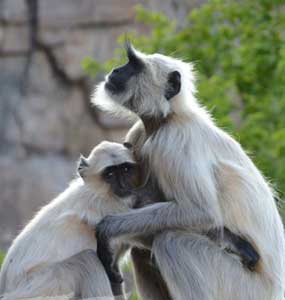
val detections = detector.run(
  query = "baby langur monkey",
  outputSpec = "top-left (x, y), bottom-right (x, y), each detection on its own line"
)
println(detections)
top-left (0, 141), bottom-right (139, 300)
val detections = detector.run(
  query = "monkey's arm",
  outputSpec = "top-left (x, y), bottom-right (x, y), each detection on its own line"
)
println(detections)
top-left (96, 158), bottom-right (218, 282)
top-left (125, 120), bottom-right (146, 157)
top-left (97, 201), bottom-right (214, 239)
top-left (110, 143), bottom-right (220, 238)
top-left (96, 200), bottom-right (215, 283)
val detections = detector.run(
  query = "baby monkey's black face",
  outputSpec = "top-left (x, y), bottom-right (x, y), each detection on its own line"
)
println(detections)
top-left (101, 162), bottom-right (139, 198)
top-left (78, 142), bottom-right (139, 199)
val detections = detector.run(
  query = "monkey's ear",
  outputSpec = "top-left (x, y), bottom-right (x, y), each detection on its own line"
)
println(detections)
top-left (77, 155), bottom-right (89, 177)
top-left (124, 40), bottom-right (144, 69)
top-left (165, 70), bottom-right (181, 100)
top-left (123, 142), bottom-right (133, 150)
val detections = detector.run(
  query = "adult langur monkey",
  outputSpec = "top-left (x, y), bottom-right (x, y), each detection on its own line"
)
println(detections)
top-left (0, 141), bottom-right (140, 300)
top-left (92, 44), bottom-right (285, 300)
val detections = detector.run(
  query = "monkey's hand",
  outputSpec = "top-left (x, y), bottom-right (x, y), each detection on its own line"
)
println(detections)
top-left (96, 217), bottom-right (123, 285)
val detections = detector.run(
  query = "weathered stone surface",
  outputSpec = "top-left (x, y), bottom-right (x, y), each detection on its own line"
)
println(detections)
top-left (0, 0), bottom-right (27, 24)
top-left (51, 27), bottom-right (130, 79)
top-left (0, 25), bottom-right (4, 47)
top-left (0, 56), bottom-right (27, 156)
top-left (0, 25), bottom-right (29, 54)
top-left (87, 0), bottom-right (138, 24)
top-left (39, 0), bottom-right (94, 28)
top-left (0, 155), bottom-right (74, 250)
top-left (145, 0), bottom-right (206, 23)
top-left (1, 52), bottom-right (107, 156)
top-left (39, 0), bottom-right (138, 28)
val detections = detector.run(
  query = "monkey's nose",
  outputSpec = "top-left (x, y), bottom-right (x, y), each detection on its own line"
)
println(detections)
top-left (78, 169), bottom-right (86, 178)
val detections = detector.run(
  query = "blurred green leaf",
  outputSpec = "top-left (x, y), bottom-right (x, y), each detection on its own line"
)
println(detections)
top-left (81, 57), bottom-right (103, 77)
top-left (131, 291), bottom-right (140, 300)
top-left (0, 252), bottom-right (5, 266)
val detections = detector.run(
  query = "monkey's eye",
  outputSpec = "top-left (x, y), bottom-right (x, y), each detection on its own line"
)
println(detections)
top-left (123, 166), bottom-right (129, 172)
top-left (102, 167), bottom-right (116, 181)
top-left (120, 163), bottom-right (136, 174)
top-left (105, 171), bottom-right (114, 178)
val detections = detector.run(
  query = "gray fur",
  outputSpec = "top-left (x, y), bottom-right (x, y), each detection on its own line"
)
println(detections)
top-left (93, 47), bottom-right (285, 300)
top-left (1, 250), bottom-right (114, 300)
top-left (131, 248), bottom-right (171, 300)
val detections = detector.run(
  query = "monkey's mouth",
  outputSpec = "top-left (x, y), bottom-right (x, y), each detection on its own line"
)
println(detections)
top-left (105, 80), bottom-right (118, 93)
top-left (104, 78), bottom-right (137, 111)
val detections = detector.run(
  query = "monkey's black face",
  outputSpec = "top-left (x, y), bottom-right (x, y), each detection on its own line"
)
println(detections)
top-left (105, 44), bottom-right (144, 95)
top-left (101, 162), bottom-right (139, 198)
top-left (100, 44), bottom-right (183, 119)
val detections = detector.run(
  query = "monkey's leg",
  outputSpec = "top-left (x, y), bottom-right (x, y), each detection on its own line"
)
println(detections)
top-left (131, 247), bottom-right (172, 300)
top-left (1, 250), bottom-right (118, 300)
top-left (152, 231), bottom-right (273, 300)
top-left (61, 249), bottom-right (119, 300)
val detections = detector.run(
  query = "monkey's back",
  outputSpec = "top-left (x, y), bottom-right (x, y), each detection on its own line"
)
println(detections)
top-left (0, 180), bottom-right (99, 294)
top-left (130, 112), bottom-right (285, 298)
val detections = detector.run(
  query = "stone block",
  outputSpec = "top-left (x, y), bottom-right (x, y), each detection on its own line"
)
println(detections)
top-left (50, 26), bottom-right (129, 80)
top-left (0, 25), bottom-right (29, 54)
top-left (0, 0), bottom-right (27, 24)
top-left (39, 0), bottom-right (137, 29)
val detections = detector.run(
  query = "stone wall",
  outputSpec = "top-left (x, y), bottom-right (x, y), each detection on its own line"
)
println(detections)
top-left (0, 0), bottom-right (203, 250)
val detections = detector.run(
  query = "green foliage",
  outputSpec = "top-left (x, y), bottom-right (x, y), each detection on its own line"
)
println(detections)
top-left (131, 291), bottom-right (140, 300)
top-left (122, 259), bottom-right (133, 273)
top-left (83, 0), bottom-right (285, 214)
top-left (81, 57), bottom-right (103, 77)
top-left (0, 252), bottom-right (5, 266)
